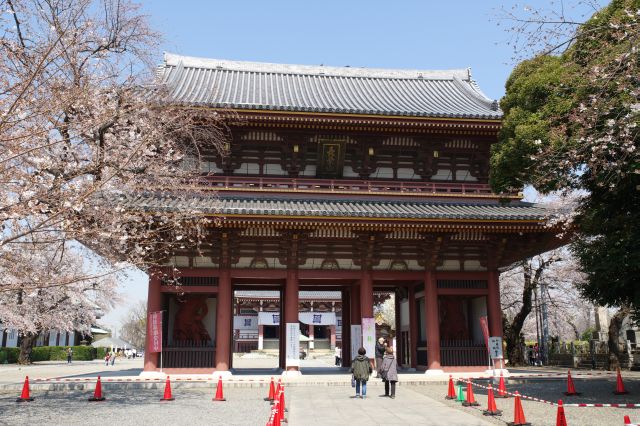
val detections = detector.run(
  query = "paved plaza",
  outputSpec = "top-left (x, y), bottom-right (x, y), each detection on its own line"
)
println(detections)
top-left (1, 359), bottom-right (638, 425)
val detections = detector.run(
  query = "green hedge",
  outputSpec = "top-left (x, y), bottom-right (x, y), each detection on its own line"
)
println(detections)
top-left (0, 347), bottom-right (19, 363)
top-left (0, 346), bottom-right (99, 363)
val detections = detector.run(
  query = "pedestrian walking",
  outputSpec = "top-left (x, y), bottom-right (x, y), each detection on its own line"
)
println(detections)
top-left (110, 352), bottom-right (116, 366)
top-left (375, 337), bottom-right (386, 374)
top-left (334, 345), bottom-right (342, 366)
top-left (104, 352), bottom-right (110, 366)
top-left (66, 347), bottom-right (73, 364)
top-left (379, 346), bottom-right (398, 399)
top-left (349, 347), bottom-right (372, 399)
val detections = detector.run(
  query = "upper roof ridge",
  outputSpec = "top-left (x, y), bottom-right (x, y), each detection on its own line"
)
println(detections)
top-left (163, 52), bottom-right (471, 81)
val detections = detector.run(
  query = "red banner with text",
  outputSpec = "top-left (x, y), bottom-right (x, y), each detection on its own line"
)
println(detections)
top-left (479, 316), bottom-right (489, 348)
top-left (148, 311), bottom-right (163, 353)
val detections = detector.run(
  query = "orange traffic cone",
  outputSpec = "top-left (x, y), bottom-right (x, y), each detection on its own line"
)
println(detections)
top-left (497, 371), bottom-right (510, 398)
top-left (273, 399), bottom-right (281, 426)
top-left (556, 399), bottom-right (568, 426)
top-left (564, 370), bottom-right (581, 396)
top-left (462, 380), bottom-right (480, 407)
top-left (161, 376), bottom-right (174, 401)
top-left (275, 378), bottom-right (282, 395)
top-left (445, 375), bottom-right (456, 399)
top-left (16, 376), bottom-right (34, 402)
top-left (614, 368), bottom-right (629, 395)
top-left (88, 376), bottom-right (105, 401)
top-left (509, 391), bottom-right (531, 426)
top-left (483, 384), bottom-right (502, 416)
top-left (212, 377), bottom-right (226, 401)
top-left (624, 415), bottom-right (632, 425)
top-left (279, 388), bottom-right (287, 422)
top-left (265, 376), bottom-right (276, 402)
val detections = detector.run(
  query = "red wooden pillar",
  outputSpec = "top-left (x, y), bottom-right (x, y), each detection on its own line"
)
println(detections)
top-left (308, 323), bottom-right (315, 350)
top-left (285, 268), bottom-right (299, 372)
top-left (215, 268), bottom-right (232, 371)
top-left (329, 325), bottom-right (336, 349)
top-left (359, 270), bottom-right (373, 319)
top-left (350, 283), bottom-right (361, 325)
top-left (487, 270), bottom-right (503, 338)
top-left (144, 274), bottom-right (161, 371)
top-left (425, 270), bottom-right (441, 370)
top-left (258, 325), bottom-right (264, 350)
top-left (408, 285), bottom-right (418, 369)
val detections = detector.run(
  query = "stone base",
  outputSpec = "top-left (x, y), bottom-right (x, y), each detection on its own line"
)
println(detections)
top-left (282, 369), bottom-right (302, 377)
top-left (486, 368), bottom-right (510, 377)
top-left (139, 371), bottom-right (167, 378)
top-left (212, 371), bottom-right (233, 378)
top-left (424, 369), bottom-right (445, 376)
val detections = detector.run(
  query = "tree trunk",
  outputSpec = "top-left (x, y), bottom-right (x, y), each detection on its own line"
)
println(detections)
top-left (18, 333), bottom-right (38, 365)
top-left (608, 306), bottom-right (631, 370)
top-left (503, 262), bottom-right (536, 366)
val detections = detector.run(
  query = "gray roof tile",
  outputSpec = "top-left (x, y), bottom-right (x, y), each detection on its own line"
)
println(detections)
top-left (156, 54), bottom-right (502, 120)
top-left (107, 193), bottom-right (549, 221)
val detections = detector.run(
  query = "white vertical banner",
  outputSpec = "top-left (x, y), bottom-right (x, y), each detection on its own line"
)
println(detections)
top-left (286, 322), bottom-right (300, 367)
top-left (350, 325), bottom-right (362, 360)
top-left (362, 318), bottom-right (376, 359)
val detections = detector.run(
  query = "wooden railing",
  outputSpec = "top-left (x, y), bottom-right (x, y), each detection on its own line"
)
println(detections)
top-left (193, 176), bottom-right (498, 196)
top-left (440, 344), bottom-right (487, 366)
top-left (162, 347), bottom-right (215, 368)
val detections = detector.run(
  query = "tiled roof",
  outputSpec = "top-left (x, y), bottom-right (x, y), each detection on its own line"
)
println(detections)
top-left (155, 53), bottom-right (502, 120)
top-left (108, 193), bottom-right (548, 221)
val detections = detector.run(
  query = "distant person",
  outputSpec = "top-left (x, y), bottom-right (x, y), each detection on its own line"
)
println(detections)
top-left (66, 347), bottom-right (73, 364)
top-left (350, 347), bottom-right (372, 399)
top-left (110, 352), bottom-right (116, 366)
top-left (375, 337), bottom-right (387, 374)
top-left (104, 352), bottom-right (110, 366)
top-left (335, 345), bottom-right (342, 366)
top-left (380, 346), bottom-right (398, 399)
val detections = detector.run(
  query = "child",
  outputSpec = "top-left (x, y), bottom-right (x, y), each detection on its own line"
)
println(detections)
top-left (349, 347), bottom-right (372, 399)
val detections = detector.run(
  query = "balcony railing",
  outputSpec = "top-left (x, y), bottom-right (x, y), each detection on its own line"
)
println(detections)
top-left (193, 176), bottom-right (498, 197)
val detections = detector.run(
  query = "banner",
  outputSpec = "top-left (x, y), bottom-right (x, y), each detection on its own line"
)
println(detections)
top-left (298, 312), bottom-right (336, 326)
top-left (350, 325), bottom-right (362, 360)
top-left (258, 312), bottom-right (281, 326)
top-left (233, 315), bottom-right (257, 330)
top-left (148, 311), bottom-right (163, 353)
top-left (488, 336), bottom-right (503, 360)
top-left (285, 322), bottom-right (300, 367)
top-left (361, 318), bottom-right (375, 359)
top-left (479, 316), bottom-right (489, 348)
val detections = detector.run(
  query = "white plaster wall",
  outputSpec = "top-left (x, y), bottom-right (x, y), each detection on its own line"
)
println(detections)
top-left (431, 169), bottom-right (453, 180)
top-left (463, 260), bottom-right (487, 271)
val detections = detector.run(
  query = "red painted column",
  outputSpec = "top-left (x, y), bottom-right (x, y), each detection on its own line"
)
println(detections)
top-left (425, 270), bottom-right (441, 370)
top-left (258, 325), bottom-right (264, 350)
top-left (144, 274), bottom-right (161, 371)
top-left (359, 270), bottom-right (374, 319)
top-left (408, 285), bottom-right (418, 369)
top-left (487, 270), bottom-right (503, 337)
top-left (350, 283), bottom-right (361, 325)
top-left (308, 323), bottom-right (314, 350)
top-left (285, 268), bottom-right (299, 371)
top-left (215, 268), bottom-right (232, 371)
top-left (329, 325), bottom-right (336, 349)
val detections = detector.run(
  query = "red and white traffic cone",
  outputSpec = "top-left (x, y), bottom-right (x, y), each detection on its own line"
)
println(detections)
top-left (556, 399), bottom-right (568, 426)
top-left (483, 384), bottom-right (502, 416)
top-left (445, 375), bottom-right (456, 399)
top-left (510, 391), bottom-right (531, 426)
top-left (161, 376), bottom-right (175, 401)
top-left (564, 370), bottom-right (581, 396)
top-left (212, 377), bottom-right (226, 401)
top-left (614, 368), bottom-right (629, 395)
top-left (497, 371), bottom-right (510, 398)
top-left (16, 376), bottom-right (34, 402)
top-left (88, 376), bottom-right (105, 401)
top-left (462, 380), bottom-right (480, 407)
top-left (265, 376), bottom-right (276, 402)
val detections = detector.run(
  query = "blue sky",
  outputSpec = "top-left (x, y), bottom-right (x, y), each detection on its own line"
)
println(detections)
top-left (101, 0), bottom-right (596, 331)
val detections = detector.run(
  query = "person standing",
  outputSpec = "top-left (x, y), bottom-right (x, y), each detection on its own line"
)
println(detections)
top-left (104, 352), bottom-right (110, 366)
top-left (380, 346), bottom-right (398, 399)
top-left (350, 347), bottom-right (372, 399)
top-left (110, 351), bottom-right (116, 366)
top-left (375, 337), bottom-right (386, 374)
top-left (335, 345), bottom-right (342, 366)
top-left (66, 347), bottom-right (73, 364)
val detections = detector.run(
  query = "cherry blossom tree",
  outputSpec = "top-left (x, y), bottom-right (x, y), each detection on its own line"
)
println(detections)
top-left (0, 0), bottom-right (226, 359)
top-left (119, 300), bottom-right (146, 349)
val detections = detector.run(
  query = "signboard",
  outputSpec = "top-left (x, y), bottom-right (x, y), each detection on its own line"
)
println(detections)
top-left (350, 325), bottom-right (362, 360)
top-left (488, 336), bottom-right (503, 360)
top-left (258, 312), bottom-right (280, 325)
top-left (233, 315), bottom-right (257, 330)
top-left (148, 311), bottom-right (163, 353)
top-left (298, 312), bottom-right (336, 325)
top-left (285, 322), bottom-right (300, 367)
top-left (479, 316), bottom-right (489, 348)
top-left (362, 318), bottom-right (376, 358)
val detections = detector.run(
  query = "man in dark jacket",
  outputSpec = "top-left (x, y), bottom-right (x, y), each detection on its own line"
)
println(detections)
top-left (374, 337), bottom-right (386, 374)
top-left (350, 347), bottom-right (372, 399)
